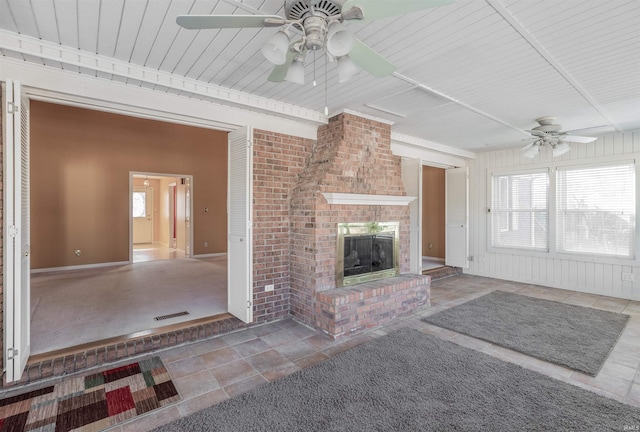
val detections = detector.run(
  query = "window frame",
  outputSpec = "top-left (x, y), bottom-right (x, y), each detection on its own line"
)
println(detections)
top-left (487, 155), bottom-right (640, 264)
top-left (555, 159), bottom-right (636, 259)
top-left (488, 167), bottom-right (550, 253)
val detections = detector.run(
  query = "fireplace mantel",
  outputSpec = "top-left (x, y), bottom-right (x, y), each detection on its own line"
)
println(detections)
top-left (321, 193), bottom-right (416, 206)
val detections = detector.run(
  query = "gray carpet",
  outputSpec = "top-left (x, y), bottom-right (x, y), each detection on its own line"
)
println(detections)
top-left (422, 290), bottom-right (629, 376)
top-left (154, 328), bottom-right (640, 432)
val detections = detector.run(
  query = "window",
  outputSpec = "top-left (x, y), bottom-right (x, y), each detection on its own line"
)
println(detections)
top-left (491, 171), bottom-right (549, 250)
top-left (557, 162), bottom-right (635, 258)
top-left (132, 192), bottom-right (147, 218)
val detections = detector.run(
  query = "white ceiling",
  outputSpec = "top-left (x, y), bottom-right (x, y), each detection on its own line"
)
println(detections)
top-left (1, 0), bottom-right (639, 152)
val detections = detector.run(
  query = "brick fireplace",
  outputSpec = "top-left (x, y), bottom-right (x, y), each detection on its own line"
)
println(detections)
top-left (290, 113), bottom-right (430, 339)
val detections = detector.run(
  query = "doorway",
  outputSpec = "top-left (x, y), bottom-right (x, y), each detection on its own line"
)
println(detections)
top-left (130, 173), bottom-right (192, 263)
top-left (422, 166), bottom-right (446, 271)
top-left (23, 101), bottom-right (232, 358)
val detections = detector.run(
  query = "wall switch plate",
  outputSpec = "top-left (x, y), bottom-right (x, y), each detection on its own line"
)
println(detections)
top-left (622, 272), bottom-right (634, 282)
top-left (265, 284), bottom-right (274, 292)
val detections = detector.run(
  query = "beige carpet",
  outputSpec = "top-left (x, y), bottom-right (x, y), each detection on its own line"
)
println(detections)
top-left (30, 256), bottom-right (227, 354)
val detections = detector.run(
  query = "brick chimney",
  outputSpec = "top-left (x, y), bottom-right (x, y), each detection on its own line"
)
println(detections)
top-left (289, 113), bottom-right (413, 327)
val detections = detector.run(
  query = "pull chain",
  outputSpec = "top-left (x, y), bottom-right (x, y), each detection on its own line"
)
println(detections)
top-left (313, 50), bottom-right (317, 87)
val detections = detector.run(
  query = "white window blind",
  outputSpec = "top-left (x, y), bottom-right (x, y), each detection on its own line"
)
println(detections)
top-left (491, 171), bottom-right (548, 250)
top-left (557, 162), bottom-right (635, 258)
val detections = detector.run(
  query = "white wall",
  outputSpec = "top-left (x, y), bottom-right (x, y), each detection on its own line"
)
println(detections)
top-left (467, 131), bottom-right (640, 301)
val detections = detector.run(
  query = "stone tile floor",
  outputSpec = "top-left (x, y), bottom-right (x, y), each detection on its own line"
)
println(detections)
top-left (4, 275), bottom-right (640, 431)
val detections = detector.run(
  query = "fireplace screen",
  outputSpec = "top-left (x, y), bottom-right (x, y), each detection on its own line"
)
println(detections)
top-left (337, 222), bottom-right (400, 287)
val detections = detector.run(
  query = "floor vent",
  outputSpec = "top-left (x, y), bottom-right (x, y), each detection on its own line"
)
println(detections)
top-left (154, 311), bottom-right (190, 321)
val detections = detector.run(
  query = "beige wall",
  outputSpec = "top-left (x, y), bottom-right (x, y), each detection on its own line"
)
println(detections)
top-left (421, 165), bottom-right (445, 259)
top-left (31, 101), bottom-right (228, 269)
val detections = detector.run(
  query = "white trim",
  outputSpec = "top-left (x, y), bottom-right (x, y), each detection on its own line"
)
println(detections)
top-left (322, 193), bottom-right (416, 206)
top-left (0, 30), bottom-right (327, 125)
top-left (392, 132), bottom-right (476, 160)
top-left (340, 109), bottom-right (395, 125)
top-left (0, 58), bottom-right (320, 140)
top-left (31, 261), bottom-right (130, 274)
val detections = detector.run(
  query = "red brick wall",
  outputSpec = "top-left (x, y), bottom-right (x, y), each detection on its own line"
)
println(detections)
top-left (252, 129), bottom-right (314, 323)
top-left (316, 274), bottom-right (429, 339)
top-left (290, 113), bottom-right (411, 326)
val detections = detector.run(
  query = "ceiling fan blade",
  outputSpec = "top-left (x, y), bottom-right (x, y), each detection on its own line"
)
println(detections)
top-left (342, 0), bottom-right (455, 21)
top-left (267, 43), bottom-right (298, 82)
top-left (562, 135), bottom-right (597, 143)
top-left (348, 39), bottom-right (395, 77)
top-left (176, 15), bottom-right (285, 30)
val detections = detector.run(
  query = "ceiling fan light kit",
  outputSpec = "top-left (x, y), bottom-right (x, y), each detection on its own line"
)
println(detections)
top-left (337, 55), bottom-right (361, 83)
top-left (326, 21), bottom-right (354, 57)
top-left (521, 116), bottom-right (597, 159)
top-left (552, 142), bottom-right (571, 157)
top-left (261, 30), bottom-right (291, 65)
top-left (285, 57), bottom-right (307, 84)
top-left (176, 0), bottom-right (455, 89)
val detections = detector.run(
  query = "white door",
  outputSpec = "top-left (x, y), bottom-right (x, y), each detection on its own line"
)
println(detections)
top-left (227, 126), bottom-right (253, 323)
top-left (401, 158), bottom-right (422, 274)
top-left (2, 80), bottom-right (31, 382)
top-left (445, 167), bottom-right (469, 268)
top-left (132, 186), bottom-right (153, 244)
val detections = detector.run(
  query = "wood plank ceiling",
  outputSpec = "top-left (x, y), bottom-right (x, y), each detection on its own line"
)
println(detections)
top-left (0, 0), bottom-right (638, 151)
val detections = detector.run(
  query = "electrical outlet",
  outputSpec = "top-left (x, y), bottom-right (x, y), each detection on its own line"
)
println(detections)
top-left (75, 249), bottom-right (82, 257)
top-left (622, 272), bottom-right (634, 282)
top-left (204, 241), bottom-right (208, 247)
top-left (428, 243), bottom-right (433, 249)
top-left (265, 284), bottom-right (274, 292)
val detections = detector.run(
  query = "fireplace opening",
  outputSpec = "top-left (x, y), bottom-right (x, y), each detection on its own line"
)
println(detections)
top-left (337, 222), bottom-right (400, 287)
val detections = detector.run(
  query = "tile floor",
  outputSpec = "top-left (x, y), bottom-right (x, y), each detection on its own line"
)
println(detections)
top-left (4, 274), bottom-right (640, 431)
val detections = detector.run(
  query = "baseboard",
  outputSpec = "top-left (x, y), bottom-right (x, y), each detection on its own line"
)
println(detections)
top-left (193, 252), bottom-right (227, 258)
top-left (31, 261), bottom-right (130, 274)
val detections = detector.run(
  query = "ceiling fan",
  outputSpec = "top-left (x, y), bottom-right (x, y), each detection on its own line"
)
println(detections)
top-left (521, 116), bottom-right (597, 159)
top-left (176, 0), bottom-right (454, 86)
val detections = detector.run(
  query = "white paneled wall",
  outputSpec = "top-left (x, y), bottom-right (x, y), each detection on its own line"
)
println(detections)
top-left (467, 131), bottom-right (640, 301)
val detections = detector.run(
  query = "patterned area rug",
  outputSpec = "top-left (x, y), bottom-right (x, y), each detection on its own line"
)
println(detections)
top-left (0, 357), bottom-right (179, 431)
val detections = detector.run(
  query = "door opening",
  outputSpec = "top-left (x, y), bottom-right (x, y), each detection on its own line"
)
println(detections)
top-left (130, 173), bottom-right (193, 263)
top-left (9, 95), bottom-right (244, 379)
top-left (422, 166), bottom-right (446, 271)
